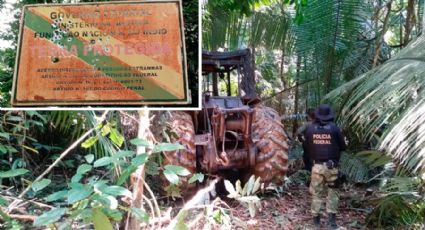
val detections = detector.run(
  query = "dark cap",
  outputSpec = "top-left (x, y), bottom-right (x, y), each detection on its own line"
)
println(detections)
top-left (315, 104), bottom-right (335, 121)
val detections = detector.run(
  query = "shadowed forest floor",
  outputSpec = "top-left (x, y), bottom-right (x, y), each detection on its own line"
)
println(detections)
top-left (228, 184), bottom-right (369, 229)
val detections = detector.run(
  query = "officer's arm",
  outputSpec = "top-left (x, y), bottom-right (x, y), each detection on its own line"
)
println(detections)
top-left (337, 128), bottom-right (347, 151)
top-left (296, 124), bottom-right (307, 142)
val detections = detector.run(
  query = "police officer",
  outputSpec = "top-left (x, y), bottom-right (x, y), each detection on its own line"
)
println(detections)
top-left (304, 104), bottom-right (346, 229)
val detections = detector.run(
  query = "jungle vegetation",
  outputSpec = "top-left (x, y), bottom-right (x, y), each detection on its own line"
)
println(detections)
top-left (203, 0), bottom-right (425, 228)
top-left (0, 0), bottom-right (424, 229)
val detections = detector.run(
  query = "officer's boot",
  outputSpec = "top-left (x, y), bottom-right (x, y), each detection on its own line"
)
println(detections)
top-left (327, 213), bottom-right (338, 229)
top-left (313, 215), bottom-right (320, 228)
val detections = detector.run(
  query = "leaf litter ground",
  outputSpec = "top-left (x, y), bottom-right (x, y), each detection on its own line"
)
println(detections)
top-left (226, 184), bottom-right (369, 229)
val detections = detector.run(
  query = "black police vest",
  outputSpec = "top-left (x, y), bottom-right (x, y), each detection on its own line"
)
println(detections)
top-left (305, 122), bottom-right (341, 161)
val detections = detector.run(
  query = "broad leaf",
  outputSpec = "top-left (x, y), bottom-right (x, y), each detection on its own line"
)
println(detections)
top-left (130, 208), bottom-right (149, 223)
top-left (85, 154), bottom-right (94, 163)
top-left (163, 169), bottom-right (179, 185)
top-left (0, 169), bottom-right (29, 178)
top-left (113, 151), bottom-right (135, 160)
top-left (68, 187), bottom-right (92, 204)
top-left (0, 145), bottom-right (7, 154)
top-left (81, 136), bottom-right (99, 148)
top-left (77, 164), bottom-right (92, 175)
top-left (93, 157), bottom-right (112, 167)
top-left (224, 180), bottom-right (238, 198)
top-left (92, 208), bottom-right (113, 230)
top-left (131, 154), bottom-right (149, 166)
top-left (32, 179), bottom-right (51, 192)
top-left (45, 190), bottom-right (68, 202)
top-left (71, 174), bottom-right (83, 183)
top-left (188, 173), bottom-right (204, 184)
top-left (109, 128), bottom-right (124, 147)
top-left (130, 138), bottom-right (150, 147)
top-left (0, 196), bottom-right (9, 206)
top-left (152, 143), bottom-right (184, 153)
top-left (6, 146), bottom-right (18, 153)
top-left (101, 123), bottom-right (111, 136)
top-left (0, 132), bottom-right (10, 140)
top-left (117, 165), bottom-right (137, 185)
top-left (33, 208), bottom-right (68, 226)
top-left (164, 165), bottom-right (190, 176)
top-left (102, 186), bottom-right (132, 197)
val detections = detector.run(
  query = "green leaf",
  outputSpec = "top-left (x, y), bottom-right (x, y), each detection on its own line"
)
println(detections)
top-left (165, 184), bottom-right (182, 198)
top-left (130, 138), bottom-right (150, 147)
top-left (245, 176), bottom-right (255, 195)
top-left (252, 177), bottom-right (262, 194)
top-left (0, 168), bottom-right (29, 178)
top-left (33, 208), bottom-right (68, 226)
top-left (109, 128), bottom-right (124, 147)
top-left (68, 187), bottom-right (92, 204)
top-left (71, 174), bottom-right (82, 183)
top-left (163, 169), bottom-right (179, 185)
top-left (113, 151), bottom-right (135, 160)
top-left (152, 143), bottom-right (184, 153)
top-left (6, 146), bottom-right (18, 153)
top-left (116, 165), bottom-right (137, 185)
top-left (145, 161), bottom-right (160, 175)
top-left (224, 180), bottom-right (238, 198)
top-left (0, 132), bottom-right (10, 140)
top-left (0, 196), bottom-right (9, 206)
top-left (45, 190), bottom-right (68, 202)
top-left (103, 208), bottom-right (123, 221)
top-left (85, 154), bottom-right (94, 163)
top-left (22, 145), bottom-right (39, 154)
top-left (32, 179), bottom-right (51, 192)
top-left (7, 116), bottom-right (23, 122)
top-left (102, 185), bottom-right (132, 197)
top-left (93, 157), bottom-right (112, 167)
top-left (77, 164), bottom-right (92, 175)
top-left (235, 180), bottom-right (243, 193)
top-left (103, 195), bottom-right (118, 209)
top-left (130, 208), bottom-right (149, 223)
top-left (81, 136), bottom-right (99, 149)
top-left (101, 123), bottom-right (111, 136)
top-left (92, 208), bottom-right (113, 230)
top-left (188, 173), bottom-right (204, 184)
top-left (131, 154), bottom-right (149, 166)
top-left (164, 165), bottom-right (191, 176)
top-left (0, 145), bottom-right (7, 154)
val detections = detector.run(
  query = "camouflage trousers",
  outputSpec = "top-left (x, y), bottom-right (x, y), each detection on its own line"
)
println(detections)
top-left (309, 163), bottom-right (339, 216)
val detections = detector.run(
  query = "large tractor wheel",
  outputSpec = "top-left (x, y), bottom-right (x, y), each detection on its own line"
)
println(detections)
top-left (252, 105), bottom-right (289, 184)
top-left (161, 111), bottom-right (197, 193)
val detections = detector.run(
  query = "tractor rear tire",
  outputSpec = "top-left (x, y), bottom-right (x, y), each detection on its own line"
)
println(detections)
top-left (161, 111), bottom-right (197, 194)
top-left (252, 105), bottom-right (289, 184)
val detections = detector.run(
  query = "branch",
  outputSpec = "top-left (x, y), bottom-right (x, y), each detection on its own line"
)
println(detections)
top-left (6, 110), bottom-right (110, 213)
top-left (262, 79), bottom-right (316, 102)
top-left (167, 179), bottom-right (219, 228)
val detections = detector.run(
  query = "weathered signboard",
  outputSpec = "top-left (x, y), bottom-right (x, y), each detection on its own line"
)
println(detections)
top-left (11, 0), bottom-right (189, 106)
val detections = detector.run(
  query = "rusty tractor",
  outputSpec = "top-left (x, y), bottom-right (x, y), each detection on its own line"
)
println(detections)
top-left (161, 49), bottom-right (289, 191)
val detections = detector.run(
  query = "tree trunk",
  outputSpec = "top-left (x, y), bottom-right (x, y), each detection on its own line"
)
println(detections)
top-left (279, 47), bottom-right (287, 89)
top-left (292, 56), bottom-right (301, 137)
top-left (126, 110), bottom-right (150, 230)
top-left (373, 0), bottom-right (393, 68)
top-left (400, 0), bottom-right (404, 48)
top-left (404, 0), bottom-right (415, 46)
top-left (250, 4), bottom-right (256, 89)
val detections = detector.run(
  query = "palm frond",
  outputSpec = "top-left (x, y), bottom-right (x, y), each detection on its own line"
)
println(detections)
top-left (340, 150), bottom-right (392, 183)
top-left (291, 0), bottom-right (372, 95)
top-left (325, 35), bottom-right (425, 174)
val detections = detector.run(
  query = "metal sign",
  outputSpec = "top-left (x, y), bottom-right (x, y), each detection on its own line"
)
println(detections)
top-left (11, 0), bottom-right (189, 106)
